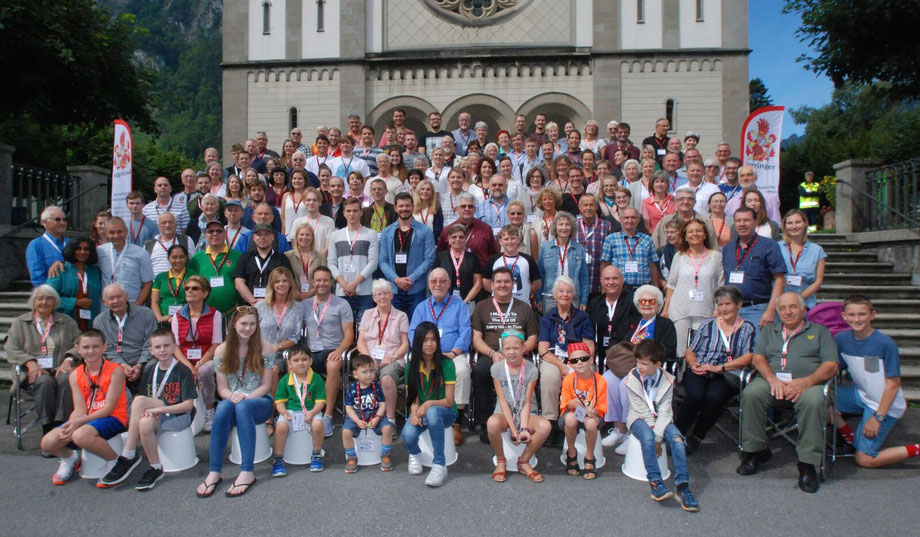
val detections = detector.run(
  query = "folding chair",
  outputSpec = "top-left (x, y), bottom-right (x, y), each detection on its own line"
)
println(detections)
top-left (714, 368), bottom-right (755, 454)
top-left (6, 364), bottom-right (41, 450)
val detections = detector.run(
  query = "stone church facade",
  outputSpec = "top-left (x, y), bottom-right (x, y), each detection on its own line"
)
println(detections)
top-left (222, 0), bottom-right (749, 158)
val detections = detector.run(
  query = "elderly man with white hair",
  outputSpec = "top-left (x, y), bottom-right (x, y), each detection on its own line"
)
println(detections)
top-left (724, 165), bottom-right (782, 223)
top-left (93, 283), bottom-right (158, 390)
top-left (26, 206), bottom-right (69, 286)
top-left (364, 152), bottom-right (403, 203)
top-left (97, 217), bottom-right (155, 306)
top-left (408, 268), bottom-right (472, 446)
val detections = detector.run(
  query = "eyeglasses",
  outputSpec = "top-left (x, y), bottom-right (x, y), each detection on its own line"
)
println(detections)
top-left (458, 204), bottom-right (475, 209)
top-left (47, 217), bottom-right (65, 222)
top-left (206, 229), bottom-right (224, 234)
top-left (184, 286), bottom-right (202, 292)
top-left (234, 306), bottom-right (257, 314)
top-left (637, 298), bottom-right (658, 306)
top-left (569, 356), bottom-right (592, 363)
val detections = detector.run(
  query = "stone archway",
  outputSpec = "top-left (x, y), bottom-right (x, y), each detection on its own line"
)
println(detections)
top-left (441, 93), bottom-right (517, 139)
top-left (516, 92), bottom-right (593, 133)
top-left (368, 95), bottom-right (437, 142)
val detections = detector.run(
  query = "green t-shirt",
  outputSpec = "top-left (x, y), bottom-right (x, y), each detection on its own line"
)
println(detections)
top-left (187, 248), bottom-right (241, 314)
top-left (275, 368), bottom-right (326, 412)
top-left (152, 271), bottom-right (187, 315)
top-left (754, 321), bottom-right (838, 379)
top-left (406, 357), bottom-right (457, 414)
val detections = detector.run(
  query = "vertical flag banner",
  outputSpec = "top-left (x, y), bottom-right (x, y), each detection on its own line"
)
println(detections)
top-left (741, 105), bottom-right (784, 196)
top-left (111, 119), bottom-right (133, 223)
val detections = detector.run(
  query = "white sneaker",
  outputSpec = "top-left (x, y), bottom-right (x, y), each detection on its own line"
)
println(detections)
top-left (615, 440), bottom-right (629, 456)
top-left (425, 464), bottom-right (447, 487)
top-left (602, 429), bottom-right (627, 448)
top-left (407, 454), bottom-right (423, 475)
top-left (203, 408), bottom-right (215, 432)
top-left (52, 455), bottom-right (80, 485)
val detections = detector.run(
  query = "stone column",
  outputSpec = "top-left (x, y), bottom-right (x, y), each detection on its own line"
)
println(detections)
top-left (833, 159), bottom-right (884, 234)
top-left (67, 165), bottom-right (110, 232)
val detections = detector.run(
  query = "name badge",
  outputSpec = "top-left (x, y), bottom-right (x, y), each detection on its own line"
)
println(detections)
top-left (210, 277), bottom-right (224, 288)
top-left (309, 339), bottom-right (324, 353)
top-left (395, 253), bottom-right (408, 264)
top-left (602, 336), bottom-right (610, 347)
top-left (527, 214), bottom-right (537, 223)
top-left (574, 406), bottom-right (587, 422)
top-left (290, 411), bottom-right (306, 432)
top-left (371, 347), bottom-right (386, 361)
top-left (776, 371), bottom-right (793, 382)
top-left (37, 356), bottom-right (54, 369)
top-left (253, 287), bottom-right (267, 298)
top-left (78, 309), bottom-right (92, 320)
top-left (555, 345), bottom-right (569, 358)
top-left (585, 253), bottom-right (593, 264)
top-left (689, 290), bottom-right (705, 302)
top-left (168, 305), bottom-right (181, 316)
top-left (301, 282), bottom-right (311, 292)
top-left (625, 261), bottom-right (639, 273)
top-left (187, 348), bottom-right (202, 361)
top-left (657, 149), bottom-right (666, 156)
top-left (786, 274), bottom-right (803, 287)
top-left (344, 263), bottom-right (357, 274)
top-left (729, 271), bottom-right (745, 284)
top-left (438, 328), bottom-right (444, 339)
top-left (452, 289), bottom-right (462, 298)
top-left (357, 431), bottom-right (376, 452)
top-left (492, 227), bottom-right (502, 237)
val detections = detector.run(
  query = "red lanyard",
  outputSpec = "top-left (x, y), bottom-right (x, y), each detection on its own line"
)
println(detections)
top-left (355, 382), bottom-right (378, 422)
top-left (502, 253), bottom-right (520, 276)
top-left (346, 227), bottom-right (362, 258)
top-left (735, 235), bottom-right (759, 267)
top-left (688, 251), bottom-right (707, 287)
top-left (292, 192), bottom-right (303, 213)
top-left (208, 250), bottom-right (229, 273)
top-left (273, 303), bottom-right (288, 328)
top-left (34, 314), bottom-right (52, 355)
top-left (492, 298), bottom-right (513, 324)
top-left (579, 218), bottom-right (597, 241)
top-left (573, 374), bottom-right (598, 408)
top-left (421, 367), bottom-right (439, 399)
top-left (167, 271), bottom-right (186, 298)
top-left (542, 215), bottom-right (553, 240)
top-left (396, 228), bottom-right (411, 252)
top-left (157, 238), bottom-right (175, 255)
top-left (377, 311), bottom-right (390, 342)
top-left (787, 242), bottom-right (804, 273)
top-left (84, 361), bottom-right (105, 412)
top-left (556, 308), bottom-right (573, 342)
top-left (624, 235), bottom-right (638, 260)
top-left (557, 240), bottom-right (569, 273)
top-left (129, 215), bottom-right (145, 242)
top-left (114, 313), bottom-right (127, 353)
top-left (420, 208), bottom-right (430, 224)
top-left (451, 251), bottom-right (464, 290)
top-left (76, 270), bottom-right (88, 298)
top-left (373, 204), bottom-right (385, 228)
top-left (228, 228), bottom-right (242, 249)
top-left (300, 256), bottom-right (311, 282)
top-left (429, 296), bottom-right (451, 323)
top-left (781, 321), bottom-right (805, 370)
top-left (653, 197), bottom-right (672, 215)
top-left (490, 200), bottom-right (504, 222)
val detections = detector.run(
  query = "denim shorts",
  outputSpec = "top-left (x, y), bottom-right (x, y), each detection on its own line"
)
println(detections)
top-left (836, 384), bottom-right (899, 458)
top-left (159, 412), bottom-right (192, 432)
top-left (343, 415), bottom-right (392, 437)
top-left (557, 412), bottom-right (587, 432)
top-left (59, 416), bottom-right (126, 449)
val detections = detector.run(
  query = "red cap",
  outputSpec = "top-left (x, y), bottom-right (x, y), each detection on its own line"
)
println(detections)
top-left (567, 342), bottom-right (590, 356)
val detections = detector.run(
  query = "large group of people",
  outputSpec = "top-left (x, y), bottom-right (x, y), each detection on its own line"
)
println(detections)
top-left (13, 111), bottom-right (918, 508)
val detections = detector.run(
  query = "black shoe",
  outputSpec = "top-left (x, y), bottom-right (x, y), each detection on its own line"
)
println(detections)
top-left (479, 429), bottom-right (490, 444)
top-left (97, 454), bottom-right (142, 487)
top-left (736, 449), bottom-right (772, 475)
top-left (685, 435), bottom-right (701, 456)
top-left (830, 440), bottom-right (856, 458)
top-left (136, 466), bottom-right (165, 491)
top-left (550, 428), bottom-right (565, 448)
top-left (797, 461), bottom-right (819, 493)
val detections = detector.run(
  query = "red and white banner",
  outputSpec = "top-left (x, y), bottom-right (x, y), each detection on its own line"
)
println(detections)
top-left (741, 105), bottom-right (784, 196)
top-left (111, 119), bottom-right (133, 223)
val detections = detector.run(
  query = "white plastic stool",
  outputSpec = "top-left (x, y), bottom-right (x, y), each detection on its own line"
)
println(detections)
top-left (418, 427), bottom-right (458, 467)
top-left (355, 429), bottom-right (382, 466)
top-left (491, 430), bottom-right (538, 471)
top-left (621, 433), bottom-right (670, 481)
top-left (157, 426), bottom-right (198, 473)
top-left (283, 427), bottom-right (314, 465)
top-left (190, 397), bottom-right (206, 436)
top-left (229, 423), bottom-right (272, 465)
top-left (80, 433), bottom-right (125, 479)
top-left (558, 430), bottom-right (606, 469)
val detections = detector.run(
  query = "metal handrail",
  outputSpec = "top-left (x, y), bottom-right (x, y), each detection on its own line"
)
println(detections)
top-left (0, 182), bottom-right (107, 240)
top-left (835, 178), bottom-right (920, 229)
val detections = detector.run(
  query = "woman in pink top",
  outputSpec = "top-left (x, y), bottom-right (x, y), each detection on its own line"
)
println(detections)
top-left (642, 171), bottom-right (676, 233)
top-left (357, 279), bottom-right (410, 426)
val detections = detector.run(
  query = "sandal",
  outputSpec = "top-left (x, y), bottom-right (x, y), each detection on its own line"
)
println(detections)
top-left (225, 477), bottom-right (257, 498)
top-left (582, 457), bottom-right (597, 480)
top-left (196, 477), bottom-right (223, 498)
top-left (517, 461), bottom-right (544, 483)
top-left (492, 457), bottom-right (508, 483)
top-left (565, 452), bottom-right (581, 476)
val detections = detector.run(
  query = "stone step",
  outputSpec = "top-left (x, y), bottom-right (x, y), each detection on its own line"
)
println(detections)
top-left (871, 314), bottom-right (920, 330)
top-left (816, 242), bottom-right (864, 252)
top-left (807, 233), bottom-right (852, 243)
top-left (822, 272), bottom-right (913, 284)
top-left (817, 285), bottom-right (920, 299)
top-left (825, 250), bottom-right (877, 261)
top-left (8, 280), bottom-right (33, 292)
top-left (824, 262), bottom-right (894, 273)
top-left (879, 329), bottom-right (920, 347)
top-left (903, 387), bottom-right (920, 403)
top-left (0, 291), bottom-right (32, 303)
top-left (0, 303), bottom-right (30, 317)
top-left (817, 299), bottom-right (920, 313)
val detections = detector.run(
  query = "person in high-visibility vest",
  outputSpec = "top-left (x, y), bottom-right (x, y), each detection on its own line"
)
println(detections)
top-left (799, 171), bottom-right (821, 229)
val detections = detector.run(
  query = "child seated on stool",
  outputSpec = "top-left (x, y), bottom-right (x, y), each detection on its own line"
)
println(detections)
top-left (834, 295), bottom-right (919, 467)
top-left (98, 329), bottom-right (197, 490)
top-left (40, 329), bottom-right (129, 486)
top-left (626, 340), bottom-right (699, 512)
top-left (343, 354), bottom-right (395, 473)
top-left (559, 342), bottom-right (607, 480)
top-left (272, 345), bottom-right (326, 476)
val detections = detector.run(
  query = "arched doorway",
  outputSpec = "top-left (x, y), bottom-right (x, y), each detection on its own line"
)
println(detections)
top-left (368, 96), bottom-right (436, 143)
top-left (516, 92), bottom-right (592, 134)
top-left (442, 93), bottom-right (516, 140)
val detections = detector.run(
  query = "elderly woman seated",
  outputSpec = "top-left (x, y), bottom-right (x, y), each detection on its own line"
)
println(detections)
top-left (611, 284), bottom-right (677, 361)
top-left (6, 285), bottom-right (82, 434)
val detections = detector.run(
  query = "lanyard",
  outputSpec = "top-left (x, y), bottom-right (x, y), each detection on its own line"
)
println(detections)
top-left (300, 255), bottom-right (311, 282)
top-left (787, 242), bottom-right (805, 273)
top-left (555, 308), bottom-right (573, 342)
top-left (688, 251), bottom-right (707, 287)
top-left (157, 237), bottom-right (177, 255)
top-left (503, 360), bottom-right (527, 420)
top-left (114, 312), bottom-right (128, 353)
top-left (781, 321), bottom-right (805, 370)
top-left (292, 371), bottom-right (310, 412)
top-left (355, 382), bottom-right (378, 423)
top-left (420, 207), bottom-right (430, 224)
top-left (152, 358), bottom-right (177, 399)
top-left (312, 296), bottom-right (332, 336)
top-left (717, 317), bottom-right (743, 361)
top-left (631, 317), bottom-right (654, 344)
top-left (579, 218), bottom-right (597, 241)
top-left (605, 298), bottom-right (618, 334)
top-left (84, 361), bottom-right (105, 412)
top-left (502, 253), bottom-right (520, 278)
top-left (396, 228), bottom-right (411, 252)
top-left (715, 217), bottom-right (727, 240)
top-left (292, 192), bottom-right (304, 213)
top-left (109, 244), bottom-right (127, 282)
top-left (207, 249), bottom-right (229, 273)
top-left (227, 227), bottom-right (242, 249)
top-left (421, 366), bottom-right (439, 399)
top-left (186, 313), bottom-right (200, 343)
top-left (429, 296), bottom-right (451, 323)
top-left (490, 200), bottom-right (505, 224)
top-left (341, 156), bottom-right (354, 173)
top-left (377, 310), bottom-right (390, 343)
top-left (641, 370), bottom-right (661, 417)
top-left (623, 234), bottom-right (638, 260)
top-left (155, 198), bottom-right (173, 214)
top-left (129, 216), bottom-right (146, 243)
top-left (167, 270), bottom-right (186, 298)
top-left (345, 227), bottom-right (362, 258)
top-left (653, 197), bottom-right (672, 215)
top-left (492, 298), bottom-right (513, 324)
top-left (253, 250), bottom-right (274, 285)
top-left (451, 251), bottom-right (465, 289)
top-left (542, 215), bottom-right (553, 240)
top-left (573, 374), bottom-right (598, 408)
top-left (77, 270), bottom-right (88, 297)
top-left (273, 303), bottom-right (289, 329)
top-left (556, 240), bottom-right (569, 274)
top-left (372, 204), bottom-right (385, 229)
top-left (34, 314), bottom-right (53, 355)
top-left (735, 235), bottom-right (759, 267)
top-left (42, 233), bottom-right (63, 255)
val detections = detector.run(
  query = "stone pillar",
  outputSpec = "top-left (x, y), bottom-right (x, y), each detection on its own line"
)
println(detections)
top-left (222, 0), bottom-right (250, 158)
top-left (591, 1), bottom-right (620, 123)
top-left (67, 165), bottom-right (110, 232)
top-left (0, 143), bottom-right (13, 227)
top-left (338, 0), bottom-right (367, 124)
top-left (286, 0), bottom-right (302, 60)
top-left (833, 159), bottom-right (884, 234)
top-left (662, 0), bottom-right (680, 49)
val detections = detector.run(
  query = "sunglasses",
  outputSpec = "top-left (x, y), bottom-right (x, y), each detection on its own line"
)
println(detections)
top-left (184, 286), bottom-right (202, 292)
top-left (569, 356), bottom-right (592, 363)
top-left (234, 306), bottom-right (258, 314)
top-left (637, 298), bottom-right (658, 306)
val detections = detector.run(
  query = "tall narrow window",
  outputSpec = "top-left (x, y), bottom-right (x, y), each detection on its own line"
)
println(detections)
top-left (637, 0), bottom-right (645, 24)
top-left (317, 0), bottom-right (326, 32)
top-left (696, 0), bottom-right (704, 21)
top-left (665, 99), bottom-right (675, 132)
top-left (289, 107), bottom-right (298, 130)
top-left (262, 1), bottom-right (271, 35)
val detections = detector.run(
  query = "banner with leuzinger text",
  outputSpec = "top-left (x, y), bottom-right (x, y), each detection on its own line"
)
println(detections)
top-left (741, 106), bottom-right (784, 196)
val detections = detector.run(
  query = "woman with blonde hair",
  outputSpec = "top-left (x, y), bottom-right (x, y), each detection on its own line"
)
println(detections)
top-left (412, 178), bottom-right (443, 238)
top-left (285, 222), bottom-right (327, 300)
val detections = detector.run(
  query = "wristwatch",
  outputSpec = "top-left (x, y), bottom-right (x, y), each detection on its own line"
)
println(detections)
top-left (721, 364), bottom-right (726, 372)
top-left (873, 412), bottom-right (886, 423)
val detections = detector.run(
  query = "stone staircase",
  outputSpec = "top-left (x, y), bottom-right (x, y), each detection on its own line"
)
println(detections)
top-left (811, 233), bottom-right (920, 402)
top-left (0, 280), bottom-right (31, 380)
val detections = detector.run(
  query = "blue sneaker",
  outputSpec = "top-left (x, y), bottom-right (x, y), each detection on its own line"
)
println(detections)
top-left (272, 459), bottom-right (286, 477)
top-left (675, 487), bottom-right (700, 512)
top-left (310, 454), bottom-right (324, 472)
top-left (650, 480), bottom-right (673, 501)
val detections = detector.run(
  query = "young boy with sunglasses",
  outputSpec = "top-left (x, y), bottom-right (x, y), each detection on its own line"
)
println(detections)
top-left (559, 342), bottom-right (607, 479)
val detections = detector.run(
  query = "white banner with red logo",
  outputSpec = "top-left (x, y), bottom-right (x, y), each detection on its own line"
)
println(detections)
top-left (111, 119), bottom-right (133, 223)
top-left (741, 106), bottom-right (784, 196)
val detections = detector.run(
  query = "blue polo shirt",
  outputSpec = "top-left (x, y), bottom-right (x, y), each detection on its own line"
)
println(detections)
top-left (26, 233), bottom-right (69, 286)
top-left (409, 295), bottom-right (471, 354)
top-left (721, 234), bottom-right (785, 302)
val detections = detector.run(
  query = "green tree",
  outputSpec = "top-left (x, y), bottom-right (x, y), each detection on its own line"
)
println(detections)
top-left (784, 0), bottom-right (920, 99)
top-left (749, 78), bottom-right (774, 111)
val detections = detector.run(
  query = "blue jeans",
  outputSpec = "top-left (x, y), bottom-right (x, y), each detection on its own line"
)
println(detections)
top-left (401, 406), bottom-right (457, 466)
top-left (630, 420), bottom-right (689, 485)
top-left (345, 294), bottom-right (375, 325)
top-left (739, 303), bottom-right (768, 341)
top-left (391, 290), bottom-right (425, 318)
top-left (209, 396), bottom-right (273, 472)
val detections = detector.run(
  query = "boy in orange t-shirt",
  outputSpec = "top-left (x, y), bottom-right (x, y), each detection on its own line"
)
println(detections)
top-left (559, 342), bottom-right (607, 480)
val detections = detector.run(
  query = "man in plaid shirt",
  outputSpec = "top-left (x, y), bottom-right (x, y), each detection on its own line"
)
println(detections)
top-left (600, 206), bottom-right (662, 291)
top-left (574, 193), bottom-right (612, 301)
